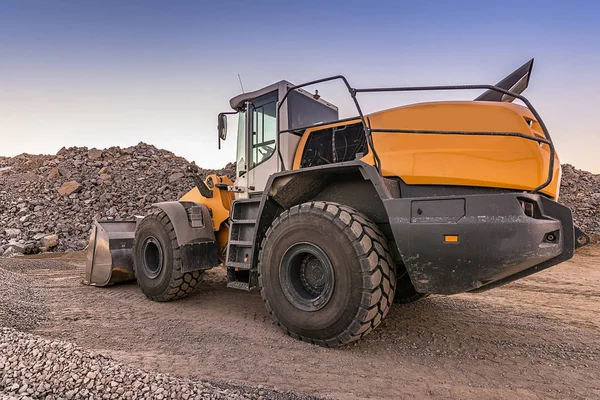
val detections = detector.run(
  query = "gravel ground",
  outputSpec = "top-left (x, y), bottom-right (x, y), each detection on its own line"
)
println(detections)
top-left (0, 267), bottom-right (47, 331)
top-left (0, 248), bottom-right (598, 399)
top-left (0, 328), bottom-right (321, 400)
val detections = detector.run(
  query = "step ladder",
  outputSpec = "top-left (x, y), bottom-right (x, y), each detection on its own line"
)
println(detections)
top-left (225, 198), bottom-right (261, 290)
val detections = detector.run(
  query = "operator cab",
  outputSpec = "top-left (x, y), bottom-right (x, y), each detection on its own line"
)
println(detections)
top-left (218, 81), bottom-right (339, 198)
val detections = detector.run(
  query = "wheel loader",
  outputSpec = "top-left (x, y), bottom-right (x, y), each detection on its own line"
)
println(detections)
top-left (84, 59), bottom-right (590, 346)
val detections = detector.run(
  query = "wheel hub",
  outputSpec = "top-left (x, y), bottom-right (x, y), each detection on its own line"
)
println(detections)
top-left (300, 256), bottom-right (327, 295)
top-left (279, 242), bottom-right (335, 312)
top-left (142, 236), bottom-right (163, 279)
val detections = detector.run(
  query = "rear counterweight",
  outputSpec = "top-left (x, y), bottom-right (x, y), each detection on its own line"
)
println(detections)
top-left (384, 193), bottom-right (581, 294)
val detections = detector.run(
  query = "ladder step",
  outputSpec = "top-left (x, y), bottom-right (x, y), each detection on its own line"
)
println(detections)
top-left (229, 240), bottom-right (253, 247)
top-left (226, 261), bottom-right (252, 269)
top-left (227, 199), bottom-right (261, 291)
top-left (227, 281), bottom-right (251, 291)
top-left (231, 219), bottom-right (257, 224)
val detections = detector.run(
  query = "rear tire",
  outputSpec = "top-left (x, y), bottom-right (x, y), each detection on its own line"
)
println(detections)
top-left (258, 202), bottom-right (395, 347)
top-left (133, 210), bottom-right (202, 302)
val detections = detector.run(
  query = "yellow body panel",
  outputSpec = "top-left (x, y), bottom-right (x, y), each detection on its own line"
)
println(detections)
top-left (293, 101), bottom-right (560, 199)
top-left (179, 174), bottom-right (234, 252)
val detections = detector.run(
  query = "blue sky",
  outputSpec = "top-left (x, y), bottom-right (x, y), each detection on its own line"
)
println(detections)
top-left (1, 0), bottom-right (599, 172)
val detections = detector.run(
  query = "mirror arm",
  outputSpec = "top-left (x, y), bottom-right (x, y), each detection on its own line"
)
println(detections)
top-left (217, 111), bottom-right (238, 150)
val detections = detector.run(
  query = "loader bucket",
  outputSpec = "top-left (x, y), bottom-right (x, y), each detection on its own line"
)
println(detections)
top-left (83, 220), bottom-right (137, 286)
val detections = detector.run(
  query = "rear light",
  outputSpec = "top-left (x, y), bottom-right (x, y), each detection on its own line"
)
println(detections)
top-left (519, 199), bottom-right (536, 218)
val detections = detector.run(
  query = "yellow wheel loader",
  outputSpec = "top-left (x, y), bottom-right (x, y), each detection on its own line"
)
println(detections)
top-left (84, 59), bottom-right (590, 346)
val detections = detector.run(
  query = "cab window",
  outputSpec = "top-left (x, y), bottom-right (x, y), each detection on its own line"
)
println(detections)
top-left (235, 111), bottom-right (247, 177)
top-left (250, 92), bottom-right (277, 168)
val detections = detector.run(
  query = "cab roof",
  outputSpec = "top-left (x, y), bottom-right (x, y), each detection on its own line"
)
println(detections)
top-left (229, 80), bottom-right (293, 111)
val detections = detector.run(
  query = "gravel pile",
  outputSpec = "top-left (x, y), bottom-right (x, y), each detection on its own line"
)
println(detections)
top-left (0, 328), bottom-right (319, 400)
top-left (559, 164), bottom-right (600, 237)
top-left (0, 143), bottom-right (234, 255)
top-left (0, 143), bottom-right (598, 257)
top-left (0, 268), bottom-right (47, 331)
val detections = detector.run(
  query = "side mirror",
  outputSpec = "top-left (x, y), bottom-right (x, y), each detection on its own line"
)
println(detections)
top-left (217, 113), bottom-right (227, 149)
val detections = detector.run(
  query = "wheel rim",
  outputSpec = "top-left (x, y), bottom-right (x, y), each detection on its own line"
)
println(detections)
top-left (279, 242), bottom-right (335, 312)
top-left (142, 236), bottom-right (163, 279)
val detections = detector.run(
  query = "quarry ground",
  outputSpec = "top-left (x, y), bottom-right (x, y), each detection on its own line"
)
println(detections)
top-left (1, 246), bottom-right (599, 400)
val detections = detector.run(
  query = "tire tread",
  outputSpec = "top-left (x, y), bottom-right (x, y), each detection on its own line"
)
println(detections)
top-left (258, 201), bottom-right (396, 347)
top-left (133, 210), bottom-right (202, 302)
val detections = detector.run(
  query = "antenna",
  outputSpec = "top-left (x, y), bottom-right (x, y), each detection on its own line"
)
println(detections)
top-left (237, 74), bottom-right (245, 93)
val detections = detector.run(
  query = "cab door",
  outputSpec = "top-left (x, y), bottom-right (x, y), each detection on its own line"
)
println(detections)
top-left (246, 91), bottom-right (279, 196)
top-left (233, 108), bottom-right (249, 199)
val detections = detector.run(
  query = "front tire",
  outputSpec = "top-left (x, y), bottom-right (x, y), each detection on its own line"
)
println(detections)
top-left (133, 210), bottom-right (202, 302)
top-left (258, 202), bottom-right (395, 347)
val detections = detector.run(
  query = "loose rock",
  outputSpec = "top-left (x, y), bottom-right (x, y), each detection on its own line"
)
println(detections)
top-left (48, 167), bottom-right (61, 179)
top-left (39, 234), bottom-right (58, 249)
top-left (88, 148), bottom-right (103, 160)
top-left (0, 327), bottom-right (319, 400)
top-left (168, 172), bottom-right (185, 183)
top-left (4, 229), bottom-right (21, 239)
top-left (57, 181), bottom-right (82, 196)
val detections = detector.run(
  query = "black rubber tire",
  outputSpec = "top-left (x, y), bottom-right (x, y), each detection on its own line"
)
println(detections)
top-left (258, 201), bottom-right (396, 347)
top-left (394, 267), bottom-right (430, 304)
top-left (132, 210), bottom-right (202, 302)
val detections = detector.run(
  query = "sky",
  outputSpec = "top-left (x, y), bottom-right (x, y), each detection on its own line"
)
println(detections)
top-left (1, 0), bottom-right (599, 173)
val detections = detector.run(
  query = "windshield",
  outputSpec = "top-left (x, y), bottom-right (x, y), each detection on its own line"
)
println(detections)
top-left (287, 90), bottom-right (338, 130)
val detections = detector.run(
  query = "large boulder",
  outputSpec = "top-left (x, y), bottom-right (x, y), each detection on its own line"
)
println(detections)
top-left (57, 180), bottom-right (82, 196)
top-left (39, 234), bottom-right (59, 249)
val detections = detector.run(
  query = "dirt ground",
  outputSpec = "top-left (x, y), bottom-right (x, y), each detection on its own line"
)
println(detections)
top-left (1, 246), bottom-right (599, 400)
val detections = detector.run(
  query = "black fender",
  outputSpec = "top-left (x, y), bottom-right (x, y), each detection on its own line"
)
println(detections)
top-left (266, 161), bottom-right (396, 210)
top-left (151, 201), bottom-right (218, 272)
top-left (249, 161), bottom-right (399, 269)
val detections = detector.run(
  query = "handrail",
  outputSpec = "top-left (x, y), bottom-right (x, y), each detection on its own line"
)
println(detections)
top-left (276, 78), bottom-right (555, 194)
